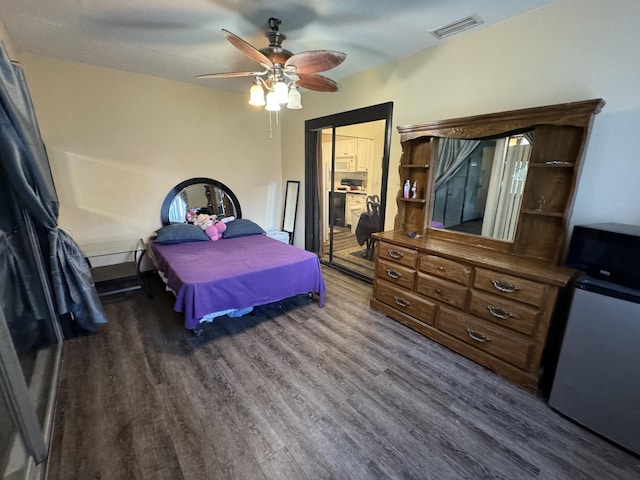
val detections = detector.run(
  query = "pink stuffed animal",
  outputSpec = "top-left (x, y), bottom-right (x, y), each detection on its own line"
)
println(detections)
top-left (194, 213), bottom-right (213, 229)
top-left (185, 210), bottom-right (231, 241)
top-left (189, 212), bottom-right (226, 241)
top-left (204, 219), bottom-right (227, 241)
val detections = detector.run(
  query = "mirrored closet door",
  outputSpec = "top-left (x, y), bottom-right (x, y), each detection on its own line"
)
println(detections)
top-left (305, 103), bottom-right (393, 282)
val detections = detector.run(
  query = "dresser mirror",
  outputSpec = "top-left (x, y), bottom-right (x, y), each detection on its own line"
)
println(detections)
top-left (161, 177), bottom-right (242, 226)
top-left (432, 132), bottom-right (533, 242)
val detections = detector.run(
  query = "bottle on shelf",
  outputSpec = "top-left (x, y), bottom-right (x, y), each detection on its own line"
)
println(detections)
top-left (411, 181), bottom-right (417, 199)
top-left (403, 179), bottom-right (411, 198)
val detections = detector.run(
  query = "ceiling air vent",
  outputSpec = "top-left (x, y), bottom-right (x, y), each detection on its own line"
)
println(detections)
top-left (429, 14), bottom-right (484, 39)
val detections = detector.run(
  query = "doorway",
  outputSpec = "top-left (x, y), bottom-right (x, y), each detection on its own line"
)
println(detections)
top-left (305, 103), bottom-right (393, 281)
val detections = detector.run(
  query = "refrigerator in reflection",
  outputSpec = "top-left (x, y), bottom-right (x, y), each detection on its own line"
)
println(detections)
top-left (329, 191), bottom-right (346, 227)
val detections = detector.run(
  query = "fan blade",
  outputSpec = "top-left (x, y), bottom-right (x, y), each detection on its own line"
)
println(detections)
top-left (196, 71), bottom-right (263, 79)
top-left (222, 29), bottom-right (273, 68)
top-left (285, 50), bottom-right (346, 74)
top-left (296, 73), bottom-right (341, 92)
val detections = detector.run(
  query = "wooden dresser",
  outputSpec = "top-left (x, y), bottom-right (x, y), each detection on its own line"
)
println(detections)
top-left (370, 99), bottom-right (604, 392)
top-left (372, 233), bottom-right (575, 390)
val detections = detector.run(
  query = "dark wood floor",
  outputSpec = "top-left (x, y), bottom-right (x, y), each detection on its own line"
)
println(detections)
top-left (47, 268), bottom-right (640, 480)
top-left (323, 226), bottom-right (360, 252)
top-left (323, 226), bottom-right (374, 279)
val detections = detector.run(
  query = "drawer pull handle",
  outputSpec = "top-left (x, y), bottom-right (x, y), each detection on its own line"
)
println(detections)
top-left (386, 269), bottom-right (402, 279)
top-left (388, 249), bottom-right (404, 259)
top-left (491, 279), bottom-right (521, 293)
top-left (394, 296), bottom-right (410, 308)
top-left (467, 329), bottom-right (491, 343)
top-left (434, 288), bottom-right (442, 294)
top-left (437, 266), bottom-right (445, 271)
top-left (487, 305), bottom-right (516, 320)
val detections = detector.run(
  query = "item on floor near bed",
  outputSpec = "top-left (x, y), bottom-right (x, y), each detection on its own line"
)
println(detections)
top-left (200, 306), bottom-right (254, 323)
top-left (154, 223), bottom-right (210, 244)
top-left (222, 218), bottom-right (266, 238)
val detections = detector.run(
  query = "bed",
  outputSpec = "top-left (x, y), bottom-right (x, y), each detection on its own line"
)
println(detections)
top-left (151, 177), bottom-right (325, 333)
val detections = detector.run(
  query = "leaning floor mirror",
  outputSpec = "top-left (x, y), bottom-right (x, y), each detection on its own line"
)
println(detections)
top-left (282, 180), bottom-right (300, 245)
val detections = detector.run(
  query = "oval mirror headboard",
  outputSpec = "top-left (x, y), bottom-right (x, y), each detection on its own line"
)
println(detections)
top-left (160, 177), bottom-right (242, 226)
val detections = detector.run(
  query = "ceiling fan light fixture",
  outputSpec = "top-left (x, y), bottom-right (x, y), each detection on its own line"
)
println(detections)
top-left (249, 80), bottom-right (266, 106)
top-left (198, 18), bottom-right (345, 123)
top-left (274, 80), bottom-right (289, 104)
top-left (287, 85), bottom-right (302, 110)
top-left (265, 91), bottom-right (281, 111)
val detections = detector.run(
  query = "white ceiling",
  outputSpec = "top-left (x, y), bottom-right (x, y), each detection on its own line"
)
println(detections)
top-left (0, 0), bottom-right (555, 92)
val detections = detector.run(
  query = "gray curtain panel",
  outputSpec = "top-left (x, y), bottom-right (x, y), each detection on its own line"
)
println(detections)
top-left (0, 41), bottom-right (106, 331)
top-left (434, 138), bottom-right (481, 190)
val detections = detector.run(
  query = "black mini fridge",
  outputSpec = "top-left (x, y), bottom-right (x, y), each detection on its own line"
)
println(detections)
top-left (549, 223), bottom-right (640, 455)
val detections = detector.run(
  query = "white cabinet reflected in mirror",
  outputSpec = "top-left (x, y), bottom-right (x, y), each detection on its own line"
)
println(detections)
top-left (432, 132), bottom-right (533, 242)
top-left (282, 180), bottom-right (300, 245)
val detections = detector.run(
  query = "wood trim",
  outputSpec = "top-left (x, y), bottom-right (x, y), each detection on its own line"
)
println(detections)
top-left (397, 99), bottom-right (605, 140)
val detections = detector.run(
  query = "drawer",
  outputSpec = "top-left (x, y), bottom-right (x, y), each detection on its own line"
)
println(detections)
top-left (474, 268), bottom-right (546, 306)
top-left (415, 273), bottom-right (467, 309)
top-left (437, 307), bottom-right (533, 370)
top-left (419, 254), bottom-right (471, 285)
top-left (378, 242), bottom-right (417, 268)
top-left (376, 259), bottom-right (415, 290)
top-left (469, 290), bottom-right (540, 336)
top-left (375, 278), bottom-right (436, 326)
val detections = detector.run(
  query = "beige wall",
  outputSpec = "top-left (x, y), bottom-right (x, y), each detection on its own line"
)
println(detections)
top-left (4, 0), bottom-right (640, 251)
top-left (18, 54), bottom-right (283, 244)
top-left (282, 0), bottom-right (640, 247)
top-left (0, 18), bottom-right (18, 60)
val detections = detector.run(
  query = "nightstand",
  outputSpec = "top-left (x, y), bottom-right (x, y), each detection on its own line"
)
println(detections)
top-left (79, 238), bottom-right (151, 298)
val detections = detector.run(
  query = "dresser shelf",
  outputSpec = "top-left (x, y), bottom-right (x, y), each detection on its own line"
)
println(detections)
top-left (521, 209), bottom-right (564, 217)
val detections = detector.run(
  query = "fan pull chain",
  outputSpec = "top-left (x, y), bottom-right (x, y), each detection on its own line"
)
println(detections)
top-left (267, 110), bottom-right (281, 139)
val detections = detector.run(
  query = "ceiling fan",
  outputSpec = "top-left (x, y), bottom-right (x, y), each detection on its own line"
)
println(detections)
top-left (197, 17), bottom-right (346, 111)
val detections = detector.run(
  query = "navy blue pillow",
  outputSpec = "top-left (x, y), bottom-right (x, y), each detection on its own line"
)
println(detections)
top-left (154, 223), bottom-right (210, 244)
top-left (222, 219), bottom-right (265, 239)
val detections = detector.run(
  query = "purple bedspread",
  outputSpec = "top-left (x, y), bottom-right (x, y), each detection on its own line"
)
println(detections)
top-left (151, 235), bottom-right (325, 329)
